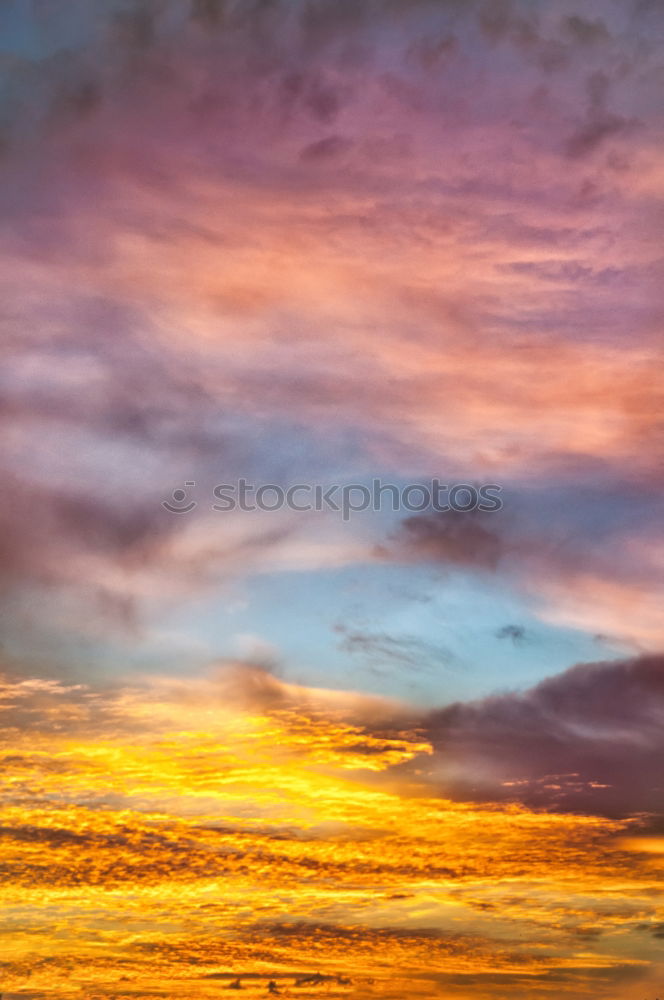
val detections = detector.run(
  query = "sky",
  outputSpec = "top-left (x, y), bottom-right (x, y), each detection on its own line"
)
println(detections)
top-left (0, 0), bottom-right (663, 997)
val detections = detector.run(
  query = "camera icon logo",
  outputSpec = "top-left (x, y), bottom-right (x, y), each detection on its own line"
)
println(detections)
top-left (162, 482), bottom-right (197, 514)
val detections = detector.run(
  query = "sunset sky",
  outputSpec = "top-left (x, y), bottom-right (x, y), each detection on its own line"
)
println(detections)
top-left (0, 1), bottom-right (663, 998)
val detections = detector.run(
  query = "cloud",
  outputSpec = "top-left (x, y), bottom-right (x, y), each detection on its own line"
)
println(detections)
top-left (563, 15), bottom-right (610, 45)
top-left (384, 482), bottom-right (664, 648)
top-left (421, 654), bottom-right (664, 817)
top-left (190, 0), bottom-right (226, 29)
top-left (5, 654), bottom-right (663, 822)
top-left (112, 5), bottom-right (157, 50)
top-left (495, 623), bottom-right (526, 642)
top-left (334, 624), bottom-right (459, 676)
top-left (0, 0), bottom-right (661, 673)
top-left (385, 510), bottom-right (505, 569)
top-left (0, 657), bottom-right (660, 994)
top-left (565, 71), bottom-right (641, 158)
top-left (299, 134), bottom-right (353, 162)
top-left (0, 3), bottom-right (662, 994)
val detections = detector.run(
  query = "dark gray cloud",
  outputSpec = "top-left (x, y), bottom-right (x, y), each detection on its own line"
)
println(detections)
top-left (190, 0), bottom-right (226, 29)
top-left (420, 654), bottom-right (664, 817)
top-left (565, 71), bottom-right (640, 158)
top-left (299, 134), bottom-right (353, 162)
top-left (495, 624), bottom-right (526, 643)
top-left (563, 14), bottom-right (610, 45)
top-left (385, 510), bottom-right (506, 570)
top-left (113, 4), bottom-right (158, 49)
top-left (0, 473), bottom-right (171, 608)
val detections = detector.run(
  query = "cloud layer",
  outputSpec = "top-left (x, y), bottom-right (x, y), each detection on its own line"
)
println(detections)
top-left (0, 0), bottom-right (662, 658)
top-left (0, 2), bottom-right (662, 996)
top-left (1, 661), bottom-right (662, 998)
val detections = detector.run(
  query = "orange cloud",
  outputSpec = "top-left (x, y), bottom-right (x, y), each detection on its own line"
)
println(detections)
top-left (0, 666), bottom-right (661, 998)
